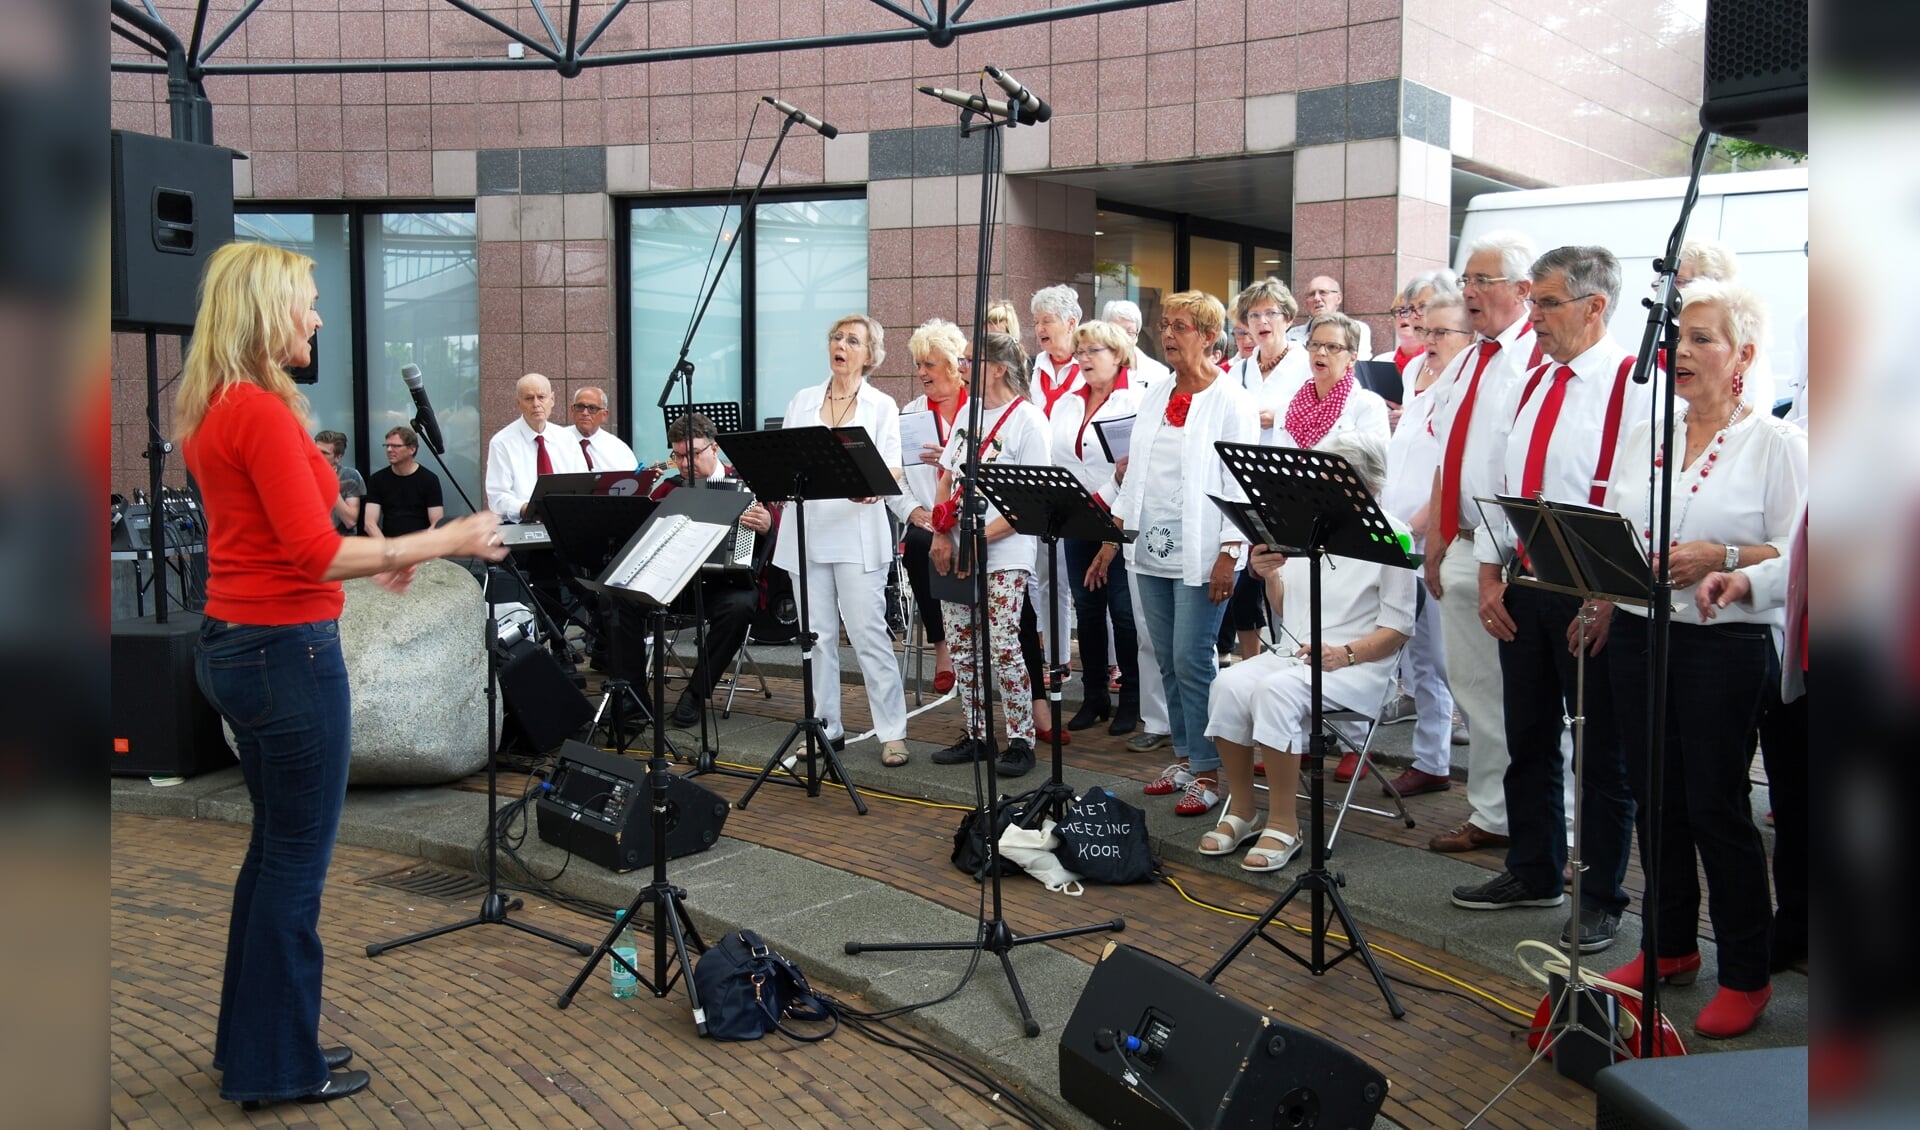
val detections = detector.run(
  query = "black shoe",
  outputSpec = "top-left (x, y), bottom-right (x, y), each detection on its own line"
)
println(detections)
top-left (1450, 870), bottom-right (1566, 910)
top-left (932, 735), bottom-right (983, 765)
top-left (1561, 905), bottom-right (1622, 953)
top-left (672, 689), bottom-right (702, 728)
top-left (1108, 701), bottom-right (1140, 736)
top-left (1066, 701), bottom-right (1112, 731)
top-left (997, 739), bottom-right (1036, 778)
top-left (241, 1069), bottom-right (371, 1110)
top-left (323, 1046), bottom-right (353, 1071)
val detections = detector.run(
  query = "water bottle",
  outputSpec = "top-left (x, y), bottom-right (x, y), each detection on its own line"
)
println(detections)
top-left (609, 910), bottom-right (639, 999)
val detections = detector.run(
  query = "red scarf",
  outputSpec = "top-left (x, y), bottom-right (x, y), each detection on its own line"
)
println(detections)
top-left (1394, 344), bottom-right (1421, 372)
top-left (1036, 356), bottom-right (1080, 416)
top-left (931, 387), bottom-right (967, 445)
top-left (930, 398), bottom-right (1022, 533)
top-left (1283, 371), bottom-right (1355, 448)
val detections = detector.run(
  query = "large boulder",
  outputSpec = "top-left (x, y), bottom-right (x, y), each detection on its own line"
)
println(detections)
top-left (340, 559), bottom-right (494, 785)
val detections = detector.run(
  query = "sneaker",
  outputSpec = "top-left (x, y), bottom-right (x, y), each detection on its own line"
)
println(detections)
top-left (1451, 871), bottom-right (1565, 910)
top-left (1451, 710), bottom-right (1471, 746)
top-left (1143, 761), bottom-right (1195, 796)
top-left (1127, 731), bottom-right (1172, 753)
top-left (1172, 776), bottom-right (1221, 816)
top-left (931, 735), bottom-right (984, 765)
top-left (997, 739), bottom-right (1035, 778)
top-left (1560, 905), bottom-right (1622, 953)
top-left (1380, 693), bottom-right (1417, 725)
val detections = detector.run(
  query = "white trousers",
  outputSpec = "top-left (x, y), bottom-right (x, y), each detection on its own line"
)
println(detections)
top-left (1028, 540), bottom-right (1075, 663)
top-left (1405, 591), bottom-right (1457, 776)
top-left (799, 558), bottom-right (907, 743)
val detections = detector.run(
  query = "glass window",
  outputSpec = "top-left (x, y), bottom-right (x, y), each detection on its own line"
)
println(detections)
top-left (1188, 236), bottom-right (1242, 312)
top-left (1094, 210), bottom-right (1175, 339)
top-left (364, 213), bottom-right (481, 515)
top-left (235, 212), bottom-right (353, 448)
top-left (629, 204), bottom-right (743, 465)
top-left (1254, 246), bottom-right (1287, 288)
top-left (755, 198), bottom-right (869, 426)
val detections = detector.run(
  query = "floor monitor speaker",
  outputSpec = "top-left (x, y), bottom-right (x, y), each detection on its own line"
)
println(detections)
top-left (495, 637), bottom-right (590, 753)
top-left (1060, 943), bottom-right (1388, 1129)
top-left (534, 741), bottom-right (730, 872)
top-left (111, 614), bottom-right (234, 778)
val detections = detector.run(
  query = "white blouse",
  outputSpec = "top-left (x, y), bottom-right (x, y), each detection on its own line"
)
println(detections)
top-left (1272, 535), bottom-right (1418, 713)
top-left (1225, 347), bottom-right (1311, 446)
top-left (1111, 375), bottom-right (1260, 586)
top-left (1050, 379), bottom-right (1143, 507)
top-left (1270, 380), bottom-right (1391, 454)
top-left (772, 380), bottom-right (903, 573)
top-left (892, 393), bottom-right (966, 521)
top-left (1382, 359), bottom-right (1447, 535)
top-left (937, 398), bottom-right (1052, 575)
top-left (1603, 410), bottom-right (1807, 627)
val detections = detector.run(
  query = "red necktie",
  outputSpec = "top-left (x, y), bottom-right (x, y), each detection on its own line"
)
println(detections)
top-left (535, 433), bottom-right (553, 475)
top-left (1434, 340), bottom-right (1501, 544)
top-left (580, 438), bottom-right (594, 469)
top-left (1520, 365), bottom-right (1575, 499)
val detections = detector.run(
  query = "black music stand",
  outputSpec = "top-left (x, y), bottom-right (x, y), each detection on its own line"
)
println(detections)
top-left (1465, 495), bottom-right (1653, 1120)
top-left (555, 486), bottom-right (748, 1027)
top-left (537, 491), bottom-right (669, 747)
top-left (662, 401), bottom-right (743, 437)
top-left (1199, 443), bottom-right (1416, 1020)
top-left (721, 426), bottom-right (898, 815)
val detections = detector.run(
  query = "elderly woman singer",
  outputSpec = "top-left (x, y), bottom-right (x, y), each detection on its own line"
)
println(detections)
top-left (893, 318), bottom-right (969, 698)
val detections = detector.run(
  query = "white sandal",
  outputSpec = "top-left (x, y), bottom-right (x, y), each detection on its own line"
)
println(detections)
top-left (1198, 810), bottom-right (1259, 856)
top-left (1241, 828), bottom-right (1302, 872)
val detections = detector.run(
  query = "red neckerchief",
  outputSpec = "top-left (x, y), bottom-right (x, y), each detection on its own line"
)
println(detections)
top-left (1283, 370), bottom-right (1356, 448)
top-left (931, 387), bottom-right (967, 445)
top-left (931, 398), bottom-right (1024, 532)
top-left (1394, 344), bottom-right (1421, 372)
top-left (1036, 355), bottom-right (1080, 416)
top-left (1072, 368), bottom-right (1127, 459)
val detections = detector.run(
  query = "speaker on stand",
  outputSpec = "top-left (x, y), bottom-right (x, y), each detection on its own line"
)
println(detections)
top-left (1699, 0), bottom-right (1807, 152)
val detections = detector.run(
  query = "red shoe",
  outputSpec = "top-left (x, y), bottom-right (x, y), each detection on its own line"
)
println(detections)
top-left (1383, 767), bottom-right (1452, 797)
top-left (1333, 752), bottom-right (1367, 783)
top-left (1602, 952), bottom-right (1702, 991)
top-left (1035, 724), bottom-right (1071, 746)
top-left (1172, 776), bottom-right (1221, 816)
top-left (933, 669), bottom-right (955, 694)
top-left (1252, 759), bottom-right (1266, 777)
top-left (1695, 985), bottom-right (1772, 1039)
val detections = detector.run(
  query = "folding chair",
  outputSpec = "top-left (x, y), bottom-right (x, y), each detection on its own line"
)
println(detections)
top-left (1251, 651), bottom-right (1417, 855)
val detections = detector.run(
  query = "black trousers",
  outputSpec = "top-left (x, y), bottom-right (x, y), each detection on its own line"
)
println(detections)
top-left (899, 523), bottom-right (946, 644)
top-left (1064, 536), bottom-right (1139, 707)
top-left (1499, 584), bottom-right (1635, 913)
top-left (1757, 672), bottom-right (1807, 970)
top-left (1609, 613), bottom-right (1774, 990)
top-left (602, 580), bottom-right (756, 704)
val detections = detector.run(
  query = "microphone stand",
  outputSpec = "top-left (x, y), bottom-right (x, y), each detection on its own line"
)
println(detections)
top-left (658, 111), bottom-right (801, 777)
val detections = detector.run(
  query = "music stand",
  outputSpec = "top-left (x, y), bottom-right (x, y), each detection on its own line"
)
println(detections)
top-left (1199, 443), bottom-right (1416, 1020)
top-left (720, 426), bottom-right (899, 815)
top-left (555, 486), bottom-right (748, 1027)
top-left (1464, 495), bottom-right (1653, 1123)
top-left (662, 401), bottom-right (743, 437)
top-left (537, 491), bottom-right (668, 748)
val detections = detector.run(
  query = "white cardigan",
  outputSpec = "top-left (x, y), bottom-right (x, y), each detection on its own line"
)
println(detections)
top-left (1111, 374), bottom-right (1260, 585)
top-left (772, 380), bottom-right (903, 574)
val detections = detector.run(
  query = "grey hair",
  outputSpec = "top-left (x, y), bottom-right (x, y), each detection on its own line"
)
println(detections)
top-left (1679, 237), bottom-right (1740, 282)
top-left (1305, 312), bottom-right (1363, 353)
top-left (980, 332), bottom-right (1031, 398)
top-left (829, 312), bottom-right (887, 374)
top-left (1324, 428), bottom-right (1388, 495)
top-left (1467, 229), bottom-right (1539, 283)
top-left (1678, 278), bottom-right (1769, 357)
top-left (1100, 299), bottom-right (1143, 332)
top-left (1530, 245), bottom-right (1621, 314)
top-left (1423, 288), bottom-right (1466, 315)
top-left (1232, 277), bottom-right (1298, 324)
top-left (1029, 284), bottom-right (1082, 323)
top-left (1415, 268), bottom-right (1460, 304)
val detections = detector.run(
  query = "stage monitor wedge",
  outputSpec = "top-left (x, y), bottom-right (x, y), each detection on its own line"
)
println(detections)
top-left (110, 131), bottom-right (236, 334)
top-left (1699, 0), bottom-right (1807, 153)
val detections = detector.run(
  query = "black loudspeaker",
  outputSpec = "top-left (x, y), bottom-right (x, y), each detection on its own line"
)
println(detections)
top-left (534, 741), bottom-right (730, 872)
top-left (286, 333), bottom-right (319, 384)
top-left (1061, 944), bottom-right (1388, 1130)
top-left (1699, 0), bottom-right (1807, 153)
top-left (111, 614), bottom-right (235, 778)
top-left (1594, 1046), bottom-right (1806, 1130)
top-left (110, 130), bottom-right (235, 333)
top-left (495, 636), bottom-right (591, 752)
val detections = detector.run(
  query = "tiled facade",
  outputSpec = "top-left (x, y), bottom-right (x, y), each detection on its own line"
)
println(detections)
top-left (109, 0), bottom-right (1704, 490)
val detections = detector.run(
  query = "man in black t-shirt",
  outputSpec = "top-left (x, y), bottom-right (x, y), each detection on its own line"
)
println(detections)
top-left (363, 425), bottom-right (445, 537)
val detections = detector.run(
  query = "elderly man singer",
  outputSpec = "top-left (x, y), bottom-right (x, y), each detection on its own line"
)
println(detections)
top-left (558, 385), bottom-right (637, 471)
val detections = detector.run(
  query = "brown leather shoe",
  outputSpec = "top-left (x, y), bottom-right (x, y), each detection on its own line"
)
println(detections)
top-left (1426, 821), bottom-right (1508, 853)
top-left (1383, 767), bottom-right (1452, 797)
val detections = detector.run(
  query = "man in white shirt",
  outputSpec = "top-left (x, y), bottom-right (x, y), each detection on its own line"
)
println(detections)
top-left (1286, 275), bottom-right (1372, 357)
top-left (1099, 299), bottom-right (1171, 387)
top-left (1451, 246), bottom-right (1650, 958)
top-left (485, 372), bottom-right (586, 521)
top-left (1421, 231), bottom-right (1542, 856)
top-left (558, 385), bottom-right (638, 471)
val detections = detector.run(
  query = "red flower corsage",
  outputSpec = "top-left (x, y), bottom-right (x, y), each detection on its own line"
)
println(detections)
top-left (931, 498), bottom-right (959, 533)
top-left (1164, 393), bottom-right (1193, 427)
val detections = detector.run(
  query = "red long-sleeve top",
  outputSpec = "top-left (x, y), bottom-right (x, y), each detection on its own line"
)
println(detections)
top-left (183, 382), bottom-right (345, 624)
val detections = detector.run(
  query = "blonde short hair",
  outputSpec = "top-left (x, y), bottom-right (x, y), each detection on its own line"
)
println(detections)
top-left (1162, 290), bottom-right (1227, 340)
top-left (908, 318), bottom-right (968, 372)
top-left (829, 312), bottom-right (886, 374)
top-left (985, 299), bottom-right (1020, 341)
top-left (1679, 238), bottom-right (1740, 283)
top-left (1073, 320), bottom-right (1137, 369)
top-left (1231, 277), bottom-right (1297, 325)
top-left (1678, 278), bottom-right (1769, 356)
top-left (175, 241), bottom-right (315, 438)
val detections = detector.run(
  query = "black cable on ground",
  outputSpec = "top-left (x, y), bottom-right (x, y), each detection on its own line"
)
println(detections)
top-left (826, 1000), bottom-right (1063, 1130)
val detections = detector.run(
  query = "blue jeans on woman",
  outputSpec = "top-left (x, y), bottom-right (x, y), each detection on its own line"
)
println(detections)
top-left (1133, 572), bottom-right (1230, 772)
top-left (196, 618), bottom-right (351, 1103)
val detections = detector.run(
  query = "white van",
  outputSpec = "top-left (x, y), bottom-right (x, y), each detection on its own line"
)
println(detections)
top-left (1455, 168), bottom-right (1808, 399)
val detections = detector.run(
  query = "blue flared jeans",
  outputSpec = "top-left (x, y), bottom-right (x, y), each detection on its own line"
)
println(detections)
top-left (1133, 572), bottom-right (1230, 772)
top-left (196, 618), bottom-right (351, 1102)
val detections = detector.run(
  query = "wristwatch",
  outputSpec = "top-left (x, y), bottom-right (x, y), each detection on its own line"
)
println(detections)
top-left (1220, 543), bottom-right (1245, 562)
top-left (1723, 544), bottom-right (1739, 571)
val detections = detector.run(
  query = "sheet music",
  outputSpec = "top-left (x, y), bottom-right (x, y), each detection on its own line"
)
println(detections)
top-left (1093, 414), bottom-right (1137, 463)
top-left (607, 514), bottom-right (729, 603)
top-left (897, 409), bottom-right (941, 465)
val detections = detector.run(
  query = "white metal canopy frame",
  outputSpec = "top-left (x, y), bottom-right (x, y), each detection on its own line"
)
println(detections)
top-left (109, 0), bottom-right (1180, 78)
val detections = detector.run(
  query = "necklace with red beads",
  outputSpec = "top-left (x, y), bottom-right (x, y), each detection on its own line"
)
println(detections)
top-left (1647, 401), bottom-right (1746, 547)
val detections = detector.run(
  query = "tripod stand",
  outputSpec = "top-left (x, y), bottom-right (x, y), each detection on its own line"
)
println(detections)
top-left (723, 426), bottom-right (900, 816)
top-left (556, 487), bottom-right (748, 1025)
top-left (1200, 444), bottom-right (1418, 1020)
top-left (367, 563), bottom-right (590, 960)
top-left (1466, 494), bottom-right (1655, 1121)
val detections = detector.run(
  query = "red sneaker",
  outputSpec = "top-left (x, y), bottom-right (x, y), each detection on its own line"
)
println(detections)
top-left (1172, 777), bottom-right (1221, 817)
top-left (1601, 952), bottom-right (1702, 991)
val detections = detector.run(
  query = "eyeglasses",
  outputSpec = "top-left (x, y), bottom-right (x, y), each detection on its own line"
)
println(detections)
top-left (1463, 274), bottom-right (1512, 289)
top-left (670, 443), bottom-right (714, 462)
top-left (1390, 304), bottom-right (1427, 318)
top-left (1072, 345), bottom-right (1110, 358)
top-left (571, 402), bottom-right (606, 413)
top-left (958, 356), bottom-right (973, 367)
top-left (1531, 293), bottom-right (1598, 312)
top-left (828, 331), bottom-right (867, 347)
top-left (1304, 288), bottom-right (1339, 298)
top-left (382, 442), bottom-right (411, 450)
top-left (1415, 327), bottom-right (1473, 341)
top-left (1159, 319), bottom-right (1199, 334)
top-left (1304, 340), bottom-right (1351, 355)
top-left (1245, 309), bottom-right (1288, 323)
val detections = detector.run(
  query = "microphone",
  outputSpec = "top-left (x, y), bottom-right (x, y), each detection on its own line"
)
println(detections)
top-left (917, 86), bottom-right (1018, 119)
top-left (400, 364), bottom-right (446, 455)
top-left (982, 65), bottom-right (1051, 123)
top-left (762, 96), bottom-right (838, 139)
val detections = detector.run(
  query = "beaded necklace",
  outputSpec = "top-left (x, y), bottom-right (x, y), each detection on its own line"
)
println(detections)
top-left (1647, 400), bottom-right (1746, 547)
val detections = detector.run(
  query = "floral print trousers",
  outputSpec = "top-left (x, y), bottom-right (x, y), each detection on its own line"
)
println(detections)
top-left (941, 568), bottom-right (1035, 744)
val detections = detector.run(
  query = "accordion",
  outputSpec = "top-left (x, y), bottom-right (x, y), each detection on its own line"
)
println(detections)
top-left (701, 478), bottom-right (764, 576)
